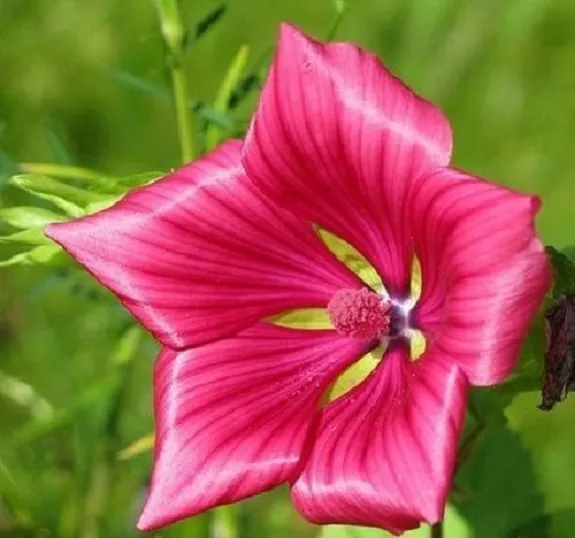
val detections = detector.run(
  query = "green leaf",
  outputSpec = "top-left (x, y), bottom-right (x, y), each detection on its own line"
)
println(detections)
top-left (453, 392), bottom-right (549, 537)
top-left (12, 174), bottom-right (110, 205)
top-left (110, 69), bottom-right (170, 100)
top-left (0, 228), bottom-right (50, 245)
top-left (0, 244), bottom-right (61, 267)
top-left (545, 245), bottom-right (575, 297)
top-left (9, 175), bottom-right (84, 217)
top-left (184, 3), bottom-right (227, 49)
top-left (206, 45), bottom-right (250, 150)
top-left (189, 99), bottom-right (234, 129)
top-left (0, 207), bottom-right (65, 229)
top-left (227, 73), bottom-right (260, 110)
top-left (19, 163), bottom-right (118, 192)
top-left (117, 433), bottom-right (154, 460)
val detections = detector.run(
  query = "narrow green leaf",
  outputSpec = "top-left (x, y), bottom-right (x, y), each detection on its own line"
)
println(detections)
top-left (19, 163), bottom-right (117, 190)
top-left (227, 46), bottom-right (272, 112)
top-left (227, 74), bottom-right (259, 110)
top-left (184, 3), bottom-right (227, 49)
top-left (0, 228), bottom-right (49, 245)
top-left (189, 99), bottom-right (234, 129)
top-left (206, 45), bottom-right (250, 150)
top-left (110, 69), bottom-right (170, 101)
top-left (112, 69), bottom-right (232, 130)
top-left (0, 244), bottom-right (61, 267)
top-left (10, 175), bottom-right (107, 216)
top-left (0, 207), bottom-right (64, 229)
top-left (117, 433), bottom-right (154, 460)
top-left (9, 176), bottom-right (81, 216)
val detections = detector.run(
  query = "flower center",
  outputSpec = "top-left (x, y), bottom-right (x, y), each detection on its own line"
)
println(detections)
top-left (327, 288), bottom-right (391, 339)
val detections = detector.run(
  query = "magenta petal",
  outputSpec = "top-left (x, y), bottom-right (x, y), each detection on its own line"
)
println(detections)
top-left (243, 24), bottom-right (453, 295)
top-left (411, 168), bottom-right (552, 385)
top-left (137, 323), bottom-right (369, 531)
top-left (291, 347), bottom-right (467, 534)
top-left (46, 141), bottom-right (362, 349)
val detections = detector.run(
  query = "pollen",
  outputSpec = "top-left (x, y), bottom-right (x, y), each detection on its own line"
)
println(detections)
top-left (327, 288), bottom-right (391, 339)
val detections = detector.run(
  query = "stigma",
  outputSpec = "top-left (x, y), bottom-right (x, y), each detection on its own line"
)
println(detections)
top-left (327, 288), bottom-right (391, 339)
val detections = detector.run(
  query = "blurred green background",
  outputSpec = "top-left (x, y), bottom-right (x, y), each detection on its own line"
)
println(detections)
top-left (1, 0), bottom-right (575, 537)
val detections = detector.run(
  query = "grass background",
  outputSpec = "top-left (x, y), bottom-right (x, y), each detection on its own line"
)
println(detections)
top-left (1, 0), bottom-right (575, 537)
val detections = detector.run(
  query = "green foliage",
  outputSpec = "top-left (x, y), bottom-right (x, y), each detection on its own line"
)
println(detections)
top-left (1, 0), bottom-right (575, 537)
top-left (184, 3), bottom-right (228, 49)
top-left (206, 45), bottom-right (250, 150)
top-left (0, 170), bottom-right (162, 267)
top-left (546, 246), bottom-right (575, 298)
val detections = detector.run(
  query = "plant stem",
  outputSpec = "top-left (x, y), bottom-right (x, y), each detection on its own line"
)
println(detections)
top-left (431, 521), bottom-right (444, 538)
top-left (215, 505), bottom-right (238, 538)
top-left (155, 0), bottom-right (195, 163)
top-left (171, 59), bottom-right (195, 163)
top-left (326, 0), bottom-right (348, 41)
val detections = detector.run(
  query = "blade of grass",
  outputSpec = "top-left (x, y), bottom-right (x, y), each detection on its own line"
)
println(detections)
top-left (206, 45), bottom-right (249, 151)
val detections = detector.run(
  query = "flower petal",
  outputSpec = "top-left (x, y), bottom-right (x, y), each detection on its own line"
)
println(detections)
top-left (291, 346), bottom-right (467, 534)
top-left (137, 323), bottom-right (370, 531)
top-left (243, 24), bottom-right (453, 295)
top-left (410, 168), bottom-right (552, 385)
top-left (46, 141), bottom-right (361, 349)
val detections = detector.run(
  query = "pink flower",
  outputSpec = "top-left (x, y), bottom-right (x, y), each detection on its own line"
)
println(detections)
top-left (46, 24), bottom-right (551, 535)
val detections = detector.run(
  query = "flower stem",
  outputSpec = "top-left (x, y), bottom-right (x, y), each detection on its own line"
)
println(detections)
top-left (215, 505), bottom-right (238, 538)
top-left (326, 0), bottom-right (348, 41)
top-left (431, 521), bottom-right (444, 538)
top-left (155, 0), bottom-right (195, 163)
top-left (171, 58), bottom-right (195, 163)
